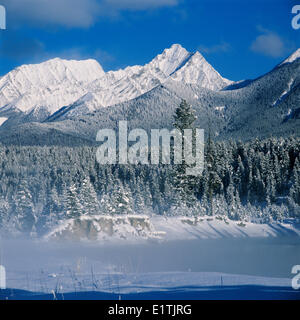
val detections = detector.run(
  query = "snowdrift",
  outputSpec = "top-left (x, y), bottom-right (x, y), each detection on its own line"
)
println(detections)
top-left (45, 215), bottom-right (300, 242)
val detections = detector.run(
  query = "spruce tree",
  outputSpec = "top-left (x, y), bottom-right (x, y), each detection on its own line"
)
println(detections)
top-left (14, 180), bottom-right (35, 233)
top-left (100, 185), bottom-right (134, 215)
top-left (79, 177), bottom-right (99, 216)
top-left (172, 100), bottom-right (198, 208)
top-left (65, 184), bottom-right (82, 219)
top-left (112, 185), bottom-right (134, 215)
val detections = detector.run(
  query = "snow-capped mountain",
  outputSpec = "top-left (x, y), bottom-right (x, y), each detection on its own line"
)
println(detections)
top-left (66, 46), bottom-right (232, 117)
top-left (0, 58), bottom-right (105, 115)
top-left (0, 44), bottom-right (231, 120)
top-left (0, 46), bottom-right (299, 145)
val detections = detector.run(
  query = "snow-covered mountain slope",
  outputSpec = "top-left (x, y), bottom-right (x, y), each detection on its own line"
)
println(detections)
top-left (279, 48), bottom-right (300, 66)
top-left (0, 44), bottom-right (231, 120)
top-left (171, 51), bottom-right (231, 90)
top-left (38, 53), bottom-right (300, 142)
top-left (65, 47), bottom-right (232, 117)
top-left (0, 81), bottom-right (229, 145)
top-left (1, 56), bottom-right (300, 146)
top-left (0, 47), bottom-right (299, 145)
top-left (62, 44), bottom-right (192, 113)
top-left (0, 58), bottom-right (105, 115)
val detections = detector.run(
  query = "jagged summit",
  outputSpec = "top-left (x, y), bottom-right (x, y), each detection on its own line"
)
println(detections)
top-left (170, 51), bottom-right (232, 90)
top-left (150, 44), bottom-right (191, 76)
top-left (0, 44), bottom-right (232, 120)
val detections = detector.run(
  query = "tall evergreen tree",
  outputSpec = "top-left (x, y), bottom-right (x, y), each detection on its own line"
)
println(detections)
top-left (172, 100), bottom-right (198, 208)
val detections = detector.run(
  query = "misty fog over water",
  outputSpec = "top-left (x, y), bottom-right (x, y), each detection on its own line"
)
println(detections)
top-left (2, 237), bottom-right (300, 283)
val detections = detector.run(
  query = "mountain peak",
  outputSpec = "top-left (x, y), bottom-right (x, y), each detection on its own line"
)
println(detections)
top-left (16, 56), bottom-right (103, 69)
top-left (170, 50), bottom-right (232, 90)
top-left (45, 57), bottom-right (105, 78)
top-left (0, 57), bottom-right (105, 114)
top-left (149, 44), bottom-right (190, 76)
top-left (165, 43), bottom-right (187, 55)
top-left (279, 48), bottom-right (300, 66)
top-left (0, 44), bottom-right (232, 120)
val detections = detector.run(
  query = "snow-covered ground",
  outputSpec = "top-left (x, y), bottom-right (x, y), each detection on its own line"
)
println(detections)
top-left (2, 271), bottom-right (298, 300)
top-left (45, 215), bottom-right (300, 242)
top-left (152, 216), bottom-right (300, 240)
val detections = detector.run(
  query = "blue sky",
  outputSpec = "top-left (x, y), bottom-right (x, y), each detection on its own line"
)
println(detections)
top-left (0, 0), bottom-right (299, 81)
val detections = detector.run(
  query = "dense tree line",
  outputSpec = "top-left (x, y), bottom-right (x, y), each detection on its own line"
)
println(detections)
top-left (0, 132), bottom-right (299, 235)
